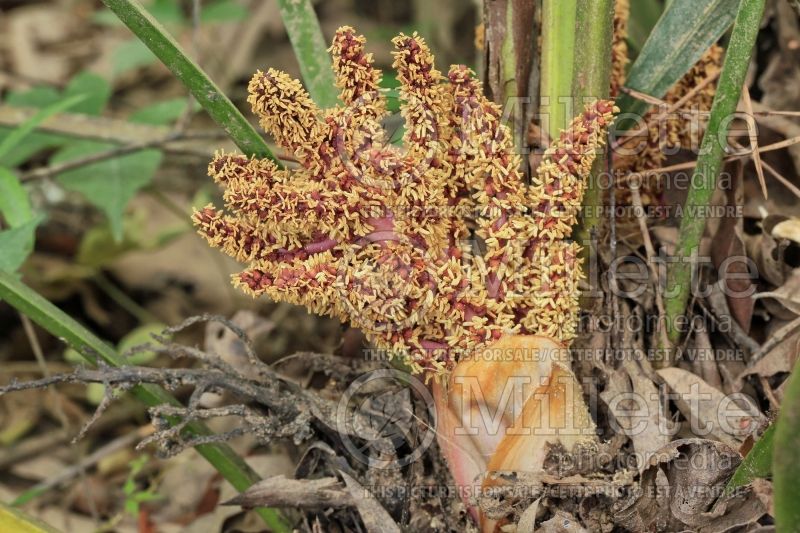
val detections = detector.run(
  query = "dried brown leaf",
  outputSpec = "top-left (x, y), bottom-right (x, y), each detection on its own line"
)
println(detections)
top-left (658, 367), bottom-right (763, 446)
top-left (339, 470), bottom-right (401, 533)
top-left (225, 475), bottom-right (353, 510)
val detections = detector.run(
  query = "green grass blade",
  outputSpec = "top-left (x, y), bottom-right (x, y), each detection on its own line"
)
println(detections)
top-left (540, 0), bottom-right (577, 140)
top-left (0, 271), bottom-right (290, 532)
top-left (275, 0), bottom-right (337, 108)
top-left (774, 365), bottom-right (800, 530)
top-left (0, 95), bottom-right (85, 164)
top-left (0, 501), bottom-right (61, 533)
top-left (100, 0), bottom-right (275, 161)
top-left (663, 0), bottom-right (765, 353)
top-left (726, 423), bottom-right (774, 494)
top-left (616, 0), bottom-right (739, 120)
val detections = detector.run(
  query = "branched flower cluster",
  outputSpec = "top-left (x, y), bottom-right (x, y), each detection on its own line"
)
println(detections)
top-left (194, 27), bottom-right (615, 375)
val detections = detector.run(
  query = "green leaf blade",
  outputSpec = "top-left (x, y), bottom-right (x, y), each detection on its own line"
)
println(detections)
top-left (774, 365), bottom-right (800, 530)
top-left (0, 94), bottom-right (86, 165)
top-left (726, 423), bottom-right (774, 494)
top-left (275, 0), bottom-right (338, 108)
top-left (53, 141), bottom-right (163, 241)
top-left (616, 0), bottom-right (739, 119)
top-left (0, 167), bottom-right (33, 227)
top-left (0, 215), bottom-right (44, 273)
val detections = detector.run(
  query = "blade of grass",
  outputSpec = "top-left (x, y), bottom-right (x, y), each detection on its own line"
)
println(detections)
top-left (571, 0), bottom-right (615, 259)
top-left (774, 363), bottom-right (800, 530)
top-left (616, 0), bottom-right (739, 121)
top-left (0, 501), bottom-right (60, 533)
top-left (663, 0), bottom-right (765, 355)
top-left (540, 0), bottom-right (577, 140)
top-left (100, 0), bottom-right (275, 161)
top-left (725, 423), bottom-right (774, 494)
top-left (275, 0), bottom-right (337, 108)
top-left (0, 95), bottom-right (85, 164)
top-left (626, 0), bottom-right (662, 57)
top-left (0, 271), bottom-right (290, 532)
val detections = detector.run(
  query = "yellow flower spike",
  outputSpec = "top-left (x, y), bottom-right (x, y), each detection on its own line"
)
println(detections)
top-left (192, 205), bottom-right (270, 264)
top-left (391, 32), bottom-right (449, 155)
top-left (529, 100), bottom-right (616, 240)
top-left (329, 26), bottom-right (386, 115)
top-left (247, 68), bottom-right (329, 170)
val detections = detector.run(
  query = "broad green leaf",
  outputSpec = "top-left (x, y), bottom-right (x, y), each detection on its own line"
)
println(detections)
top-left (0, 73), bottom-right (108, 167)
top-left (0, 167), bottom-right (33, 227)
top-left (616, 0), bottom-right (739, 119)
top-left (0, 215), bottom-right (44, 272)
top-left (53, 141), bottom-right (162, 241)
top-left (113, 39), bottom-right (158, 76)
top-left (201, 0), bottom-right (248, 23)
top-left (129, 98), bottom-right (188, 125)
top-left (63, 72), bottom-right (112, 115)
top-left (726, 423), bottom-right (774, 494)
top-left (76, 222), bottom-right (145, 268)
top-left (0, 94), bottom-right (85, 165)
top-left (118, 322), bottom-right (169, 365)
top-left (4, 87), bottom-right (61, 107)
top-left (0, 86), bottom-right (72, 166)
top-left (0, 72), bottom-right (112, 166)
top-left (774, 364), bottom-right (800, 530)
top-left (0, 133), bottom-right (65, 168)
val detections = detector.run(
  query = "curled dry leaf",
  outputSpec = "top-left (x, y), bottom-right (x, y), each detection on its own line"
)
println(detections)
top-left (658, 367), bottom-right (763, 447)
top-left (515, 497), bottom-right (542, 532)
top-left (744, 215), bottom-right (798, 288)
top-left (339, 470), bottom-right (402, 533)
top-left (710, 168), bottom-right (754, 332)
top-left (754, 269), bottom-right (800, 317)
top-left (601, 359), bottom-right (670, 470)
top-left (614, 439), bottom-right (765, 531)
top-left (737, 328), bottom-right (800, 396)
top-left (771, 217), bottom-right (800, 244)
